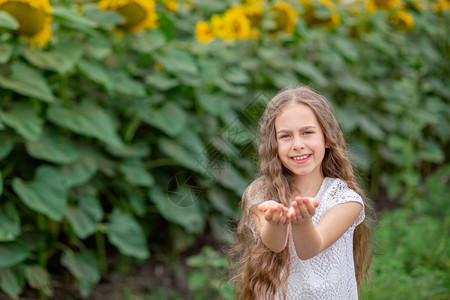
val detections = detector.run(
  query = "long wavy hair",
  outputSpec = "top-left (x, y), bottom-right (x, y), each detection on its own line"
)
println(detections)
top-left (228, 85), bottom-right (371, 299)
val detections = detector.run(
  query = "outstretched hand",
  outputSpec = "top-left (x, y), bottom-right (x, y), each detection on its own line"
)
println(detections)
top-left (258, 200), bottom-right (290, 225)
top-left (258, 198), bottom-right (319, 225)
top-left (288, 197), bottom-right (319, 225)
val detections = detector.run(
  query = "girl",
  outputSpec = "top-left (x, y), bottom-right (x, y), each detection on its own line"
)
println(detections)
top-left (228, 85), bottom-right (371, 299)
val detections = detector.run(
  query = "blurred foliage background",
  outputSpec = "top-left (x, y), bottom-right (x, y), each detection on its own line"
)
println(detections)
top-left (0, 0), bottom-right (448, 299)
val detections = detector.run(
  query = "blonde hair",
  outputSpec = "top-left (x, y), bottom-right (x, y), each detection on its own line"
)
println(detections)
top-left (228, 85), bottom-right (371, 299)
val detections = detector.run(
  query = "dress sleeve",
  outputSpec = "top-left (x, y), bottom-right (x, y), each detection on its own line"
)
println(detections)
top-left (242, 180), bottom-right (266, 239)
top-left (328, 181), bottom-right (365, 227)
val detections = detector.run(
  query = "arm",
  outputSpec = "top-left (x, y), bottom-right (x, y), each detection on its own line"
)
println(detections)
top-left (288, 197), bottom-right (362, 260)
top-left (251, 200), bottom-right (290, 253)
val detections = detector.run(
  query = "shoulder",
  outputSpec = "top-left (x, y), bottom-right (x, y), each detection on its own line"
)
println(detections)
top-left (325, 178), bottom-right (363, 207)
top-left (242, 176), bottom-right (267, 209)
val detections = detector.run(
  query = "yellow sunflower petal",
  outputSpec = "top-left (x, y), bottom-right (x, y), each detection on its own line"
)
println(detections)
top-left (0, 0), bottom-right (52, 47)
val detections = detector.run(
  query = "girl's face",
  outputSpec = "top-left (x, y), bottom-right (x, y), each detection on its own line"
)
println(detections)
top-left (275, 101), bottom-right (327, 182)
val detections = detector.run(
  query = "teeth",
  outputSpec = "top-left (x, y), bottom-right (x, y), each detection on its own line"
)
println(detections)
top-left (293, 155), bottom-right (309, 160)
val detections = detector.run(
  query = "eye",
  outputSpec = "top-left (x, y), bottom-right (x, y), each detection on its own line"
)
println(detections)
top-left (279, 134), bottom-right (290, 139)
top-left (304, 131), bottom-right (313, 135)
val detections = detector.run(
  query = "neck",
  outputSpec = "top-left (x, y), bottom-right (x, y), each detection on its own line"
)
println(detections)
top-left (292, 173), bottom-right (325, 198)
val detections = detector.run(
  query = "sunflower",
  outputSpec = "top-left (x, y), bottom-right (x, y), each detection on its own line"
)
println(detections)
top-left (222, 6), bottom-right (255, 40)
top-left (432, 0), bottom-right (450, 13)
top-left (163, 0), bottom-right (178, 12)
top-left (0, 0), bottom-right (52, 47)
top-left (300, 0), bottom-right (340, 28)
top-left (389, 9), bottom-right (414, 30)
top-left (368, 0), bottom-right (403, 10)
top-left (97, 0), bottom-right (158, 33)
top-left (243, 3), bottom-right (264, 28)
top-left (272, 1), bottom-right (298, 33)
top-left (195, 20), bottom-right (214, 43)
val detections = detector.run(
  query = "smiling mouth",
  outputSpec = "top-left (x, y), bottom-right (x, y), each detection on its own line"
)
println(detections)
top-left (291, 154), bottom-right (311, 161)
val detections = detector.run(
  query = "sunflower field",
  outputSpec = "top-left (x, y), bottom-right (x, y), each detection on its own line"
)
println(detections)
top-left (0, 0), bottom-right (449, 299)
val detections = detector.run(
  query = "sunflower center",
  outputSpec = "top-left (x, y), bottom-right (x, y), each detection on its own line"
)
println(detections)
top-left (116, 2), bottom-right (147, 30)
top-left (0, 2), bottom-right (45, 36)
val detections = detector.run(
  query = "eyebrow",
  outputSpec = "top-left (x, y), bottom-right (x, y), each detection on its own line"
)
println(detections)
top-left (276, 126), bottom-right (317, 134)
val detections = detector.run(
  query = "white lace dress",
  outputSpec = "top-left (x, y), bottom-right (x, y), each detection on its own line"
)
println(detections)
top-left (246, 177), bottom-right (365, 300)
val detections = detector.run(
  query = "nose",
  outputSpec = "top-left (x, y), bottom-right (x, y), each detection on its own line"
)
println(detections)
top-left (292, 136), bottom-right (305, 150)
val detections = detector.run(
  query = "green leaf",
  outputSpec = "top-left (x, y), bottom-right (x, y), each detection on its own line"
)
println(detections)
top-left (145, 73), bottom-right (179, 91)
top-left (332, 36), bottom-right (359, 62)
top-left (82, 34), bottom-right (112, 60)
top-left (59, 156), bottom-right (98, 188)
top-left (24, 265), bottom-right (53, 297)
top-left (336, 74), bottom-right (374, 96)
top-left (139, 102), bottom-right (188, 137)
top-left (12, 166), bottom-right (67, 221)
top-left (158, 48), bottom-right (198, 76)
top-left (26, 129), bottom-right (79, 164)
top-left (77, 59), bottom-right (114, 93)
top-left (0, 202), bottom-right (20, 241)
top-left (65, 196), bottom-right (103, 239)
top-left (82, 4), bottom-right (124, 30)
top-left (224, 68), bottom-right (250, 84)
top-left (0, 242), bottom-right (28, 267)
top-left (22, 42), bottom-right (83, 74)
top-left (358, 115), bottom-right (385, 140)
top-left (0, 172), bottom-right (2, 198)
top-left (52, 6), bottom-right (97, 28)
top-left (61, 250), bottom-right (100, 297)
top-left (130, 30), bottom-right (166, 53)
top-left (113, 73), bottom-right (147, 98)
top-left (0, 132), bottom-right (14, 160)
top-left (0, 102), bottom-right (43, 141)
top-left (47, 101), bottom-right (123, 147)
top-left (0, 61), bottom-right (54, 102)
top-left (149, 187), bottom-right (205, 233)
top-left (0, 267), bottom-right (23, 299)
top-left (419, 140), bottom-right (444, 163)
top-left (158, 138), bottom-right (204, 173)
top-left (0, 11), bottom-right (18, 29)
top-left (119, 159), bottom-right (154, 187)
top-left (207, 186), bottom-right (237, 218)
top-left (0, 44), bottom-right (13, 63)
top-left (106, 209), bottom-right (149, 260)
top-left (198, 93), bottom-right (231, 116)
top-left (293, 61), bottom-right (327, 87)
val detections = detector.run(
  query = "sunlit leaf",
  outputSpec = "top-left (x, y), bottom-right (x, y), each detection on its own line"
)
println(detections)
top-left (0, 44), bottom-right (13, 63)
top-left (158, 48), bottom-right (198, 75)
top-left (52, 6), bottom-right (97, 28)
top-left (113, 73), bottom-right (147, 97)
top-left (26, 129), bottom-right (80, 164)
top-left (0, 267), bottom-right (23, 299)
top-left (0, 61), bottom-right (54, 102)
top-left (47, 101), bottom-right (123, 147)
top-left (77, 59), bottom-right (114, 93)
top-left (119, 159), bottom-right (154, 187)
top-left (293, 61), bottom-right (327, 87)
top-left (139, 102), bottom-right (188, 137)
top-left (0, 11), bottom-right (18, 29)
top-left (106, 209), bottom-right (149, 260)
top-left (12, 166), bottom-right (67, 221)
top-left (0, 242), bottom-right (28, 267)
top-left (0, 202), bottom-right (20, 241)
top-left (0, 102), bottom-right (43, 141)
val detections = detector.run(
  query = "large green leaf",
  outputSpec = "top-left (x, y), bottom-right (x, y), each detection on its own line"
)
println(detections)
top-left (0, 61), bottom-right (54, 102)
top-left (198, 93), bottom-right (231, 116)
top-left (336, 74), bottom-right (374, 96)
top-left (47, 101), bottom-right (123, 147)
top-left (52, 6), bottom-right (97, 28)
top-left (22, 42), bottom-right (83, 74)
top-left (158, 138), bottom-right (204, 173)
top-left (149, 186), bottom-right (205, 234)
top-left (106, 142), bottom-right (150, 158)
top-left (0, 202), bottom-right (20, 241)
top-left (106, 209), bottom-right (149, 260)
top-left (82, 4), bottom-right (124, 30)
top-left (0, 267), bottom-right (23, 299)
top-left (61, 250), bottom-right (100, 297)
top-left (77, 59), bottom-right (114, 93)
top-left (158, 48), bottom-right (199, 76)
top-left (0, 44), bottom-right (13, 63)
top-left (0, 11), bottom-right (18, 29)
top-left (130, 30), bottom-right (166, 53)
top-left (12, 166), bottom-right (68, 221)
top-left (65, 196), bottom-right (103, 239)
top-left (139, 102), bottom-right (188, 137)
top-left (112, 73), bottom-right (147, 97)
top-left (292, 61), bottom-right (328, 87)
top-left (0, 102), bottom-right (43, 141)
top-left (26, 129), bottom-right (80, 164)
top-left (119, 159), bottom-right (154, 187)
top-left (358, 115), bottom-right (385, 140)
top-left (59, 156), bottom-right (98, 188)
top-left (0, 242), bottom-right (28, 267)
